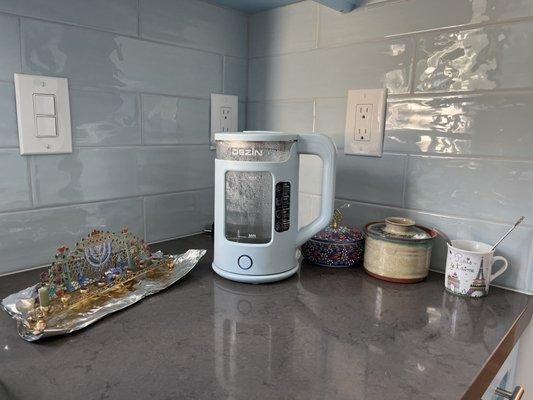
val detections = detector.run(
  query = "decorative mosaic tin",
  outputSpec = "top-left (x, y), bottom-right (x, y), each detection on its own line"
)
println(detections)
top-left (301, 210), bottom-right (364, 267)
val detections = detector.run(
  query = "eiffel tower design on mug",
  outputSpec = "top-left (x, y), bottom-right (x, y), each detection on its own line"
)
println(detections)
top-left (466, 258), bottom-right (487, 297)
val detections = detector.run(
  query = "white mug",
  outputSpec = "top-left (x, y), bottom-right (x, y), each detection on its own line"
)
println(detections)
top-left (445, 240), bottom-right (508, 297)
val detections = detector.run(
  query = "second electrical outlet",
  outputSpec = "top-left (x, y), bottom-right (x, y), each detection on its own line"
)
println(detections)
top-left (344, 89), bottom-right (387, 157)
top-left (211, 94), bottom-right (238, 143)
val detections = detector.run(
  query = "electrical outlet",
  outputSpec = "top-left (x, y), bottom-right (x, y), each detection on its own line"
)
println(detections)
top-left (211, 94), bottom-right (238, 143)
top-left (355, 104), bottom-right (372, 141)
top-left (345, 89), bottom-right (387, 157)
top-left (219, 106), bottom-right (232, 132)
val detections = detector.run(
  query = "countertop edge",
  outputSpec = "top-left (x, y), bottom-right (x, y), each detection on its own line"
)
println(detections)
top-left (462, 296), bottom-right (533, 400)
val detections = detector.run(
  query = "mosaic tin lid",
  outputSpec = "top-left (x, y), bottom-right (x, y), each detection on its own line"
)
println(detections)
top-left (311, 225), bottom-right (363, 244)
top-left (310, 210), bottom-right (363, 244)
top-left (365, 217), bottom-right (433, 243)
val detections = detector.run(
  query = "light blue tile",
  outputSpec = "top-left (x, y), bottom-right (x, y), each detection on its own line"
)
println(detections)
top-left (142, 95), bottom-right (210, 145)
top-left (0, 150), bottom-right (30, 212)
top-left (223, 56), bottom-right (247, 100)
top-left (0, 83), bottom-right (18, 148)
top-left (0, 198), bottom-right (143, 274)
top-left (22, 19), bottom-right (222, 98)
top-left (405, 156), bottom-right (533, 224)
top-left (247, 100), bottom-right (314, 132)
top-left (0, 14), bottom-right (21, 81)
top-left (384, 93), bottom-right (533, 158)
top-left (415, 21), bottom-right (533, 93)
top-left (0, 0), bottom-right (138, 36)
top-left (336, 152), bottom-right (406, 207)
top-left (71, 90), bottom-right (140, 146)
top-left (145, 189), bottom-right (213, 242)
top-left (249, 38), bottom-right (413, 100)
top-left (140, 0), bottom-right (247, 58)
top-left (138, 146), bottom-right (214, 195)
top-left (335, 198), bottom-right (533, 293)
top-left (319, 0), bottom-right (533, 48)
top-left (31, 148), bottom-right (139, 206)
top-left (31, 146), bottom-right (214, 206)
top-left (315, 97), bottom-right (346, 148)
top-left (249, 1), bottom-right (317, 57)
top-left (238, 102), bottom-right (246, 131)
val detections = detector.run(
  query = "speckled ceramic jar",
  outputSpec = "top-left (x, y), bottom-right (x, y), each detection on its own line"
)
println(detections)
top-left (301, 223), bottom-right (364, 268)
top-left (364, 217), bottom-right (437, 283)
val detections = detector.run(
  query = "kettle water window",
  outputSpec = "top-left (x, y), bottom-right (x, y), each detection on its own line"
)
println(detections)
top-left (225, 171), bottom-right (273, 244)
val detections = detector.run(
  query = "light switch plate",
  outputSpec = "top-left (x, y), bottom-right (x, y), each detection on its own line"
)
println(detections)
top-left (14, 73), bottom-right (72, 155)
top-left (344, 88), bottom-right (387, 157)
top-left (210, 93), bottom-right (238, 145)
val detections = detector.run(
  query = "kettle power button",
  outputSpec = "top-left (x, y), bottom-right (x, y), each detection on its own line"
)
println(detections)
top-left (238, 255), bottom-right (253, 270)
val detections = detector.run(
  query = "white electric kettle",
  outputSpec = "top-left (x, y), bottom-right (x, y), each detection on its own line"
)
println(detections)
top-left (212, 131), bottom-right (336, 283)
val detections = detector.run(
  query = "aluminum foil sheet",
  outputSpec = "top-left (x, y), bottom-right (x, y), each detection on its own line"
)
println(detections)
top-left (1, 249), bottom-right (206, 342)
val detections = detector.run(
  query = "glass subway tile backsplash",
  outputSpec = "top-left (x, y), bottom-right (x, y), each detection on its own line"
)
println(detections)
top-left (0, 0), bottom-right (247, 274)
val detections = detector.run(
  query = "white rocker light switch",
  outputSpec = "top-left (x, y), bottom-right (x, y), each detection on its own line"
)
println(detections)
top-left (14, 74), bottom-right (72, 155)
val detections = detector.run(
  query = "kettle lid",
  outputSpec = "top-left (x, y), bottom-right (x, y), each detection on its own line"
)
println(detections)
top-left (215, 131), bottom-right (298, 142)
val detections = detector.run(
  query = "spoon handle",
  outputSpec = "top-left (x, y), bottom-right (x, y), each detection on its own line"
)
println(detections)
top-left (490, 216), bottom-right (525, 252)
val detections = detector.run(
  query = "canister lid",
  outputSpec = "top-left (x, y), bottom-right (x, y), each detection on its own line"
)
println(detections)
top-left (365, 217), bottom-right (433, 243)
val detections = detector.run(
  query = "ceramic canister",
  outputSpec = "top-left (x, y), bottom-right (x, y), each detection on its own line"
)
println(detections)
top-left (364, 217), bottom-right (437, 283)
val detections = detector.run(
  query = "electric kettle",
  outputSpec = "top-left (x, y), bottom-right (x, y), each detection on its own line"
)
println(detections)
top-left (212, 131), bottom-right (336, 283)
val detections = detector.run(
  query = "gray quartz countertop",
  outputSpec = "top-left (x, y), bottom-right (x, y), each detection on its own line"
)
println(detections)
top-left (0, 234), bottom-right (531, 400)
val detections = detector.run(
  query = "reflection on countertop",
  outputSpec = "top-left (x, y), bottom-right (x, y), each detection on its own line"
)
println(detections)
top-left (0, 234), bottom-right (530, 400)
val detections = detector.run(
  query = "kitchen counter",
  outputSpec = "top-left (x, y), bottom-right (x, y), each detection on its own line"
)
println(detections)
top-left (0, 234), bottom-right (531, 400)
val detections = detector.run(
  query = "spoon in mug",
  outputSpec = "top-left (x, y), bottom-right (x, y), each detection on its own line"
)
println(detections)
top-left (490, 216), bottom-right (525, 252)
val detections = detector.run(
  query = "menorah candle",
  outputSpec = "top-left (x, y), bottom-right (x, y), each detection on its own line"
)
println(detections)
top-left (38, 286), bottom-right (50, 307)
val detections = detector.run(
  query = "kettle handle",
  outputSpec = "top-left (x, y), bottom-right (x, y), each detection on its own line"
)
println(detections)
top-left (295, 133), bottom-right (336, 247)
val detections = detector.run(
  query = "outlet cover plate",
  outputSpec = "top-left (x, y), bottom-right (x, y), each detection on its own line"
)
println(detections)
top-left (344, 88), bottom-right (387, 157)
top-left (210, 93), bottom-right (238, 144)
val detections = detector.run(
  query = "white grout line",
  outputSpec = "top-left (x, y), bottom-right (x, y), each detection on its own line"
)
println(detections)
top-left (401, 154), bottom-right (409, 209)
top-left (17, 16), bottom-right (23, 69)
top-left (137, 0), bottom-right (141, 38)
top-left (314, 2), bottom-right (320, 50)
top-left (221, 56), bottom-right (226, 93)
top-left (63, 143), bottom-right (212, 150)
top-left (408, 36), bottom-right (418, 94)
top-left (142, 195), bottom-right (147, 241)
top-left (0, 187), bottom-right (214, 217)
top-left (138, 92), bottom-right (144, 145)
top-left (312, 99), bottom-right (317, 133)
top-left (25, 156), bottom-right (34, 208)
top-left (2, 240), bottom-right (529, 296)
top-left (334, 196), bottom-right (533, 229)
top-left (0, 231), bottom-right (209, 277)
top-left (245, 85), bottom-right (533, 103)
